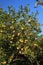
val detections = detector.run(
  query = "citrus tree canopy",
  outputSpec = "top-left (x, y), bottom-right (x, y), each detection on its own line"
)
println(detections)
top-left (0, 6), bottom-right (43, 65)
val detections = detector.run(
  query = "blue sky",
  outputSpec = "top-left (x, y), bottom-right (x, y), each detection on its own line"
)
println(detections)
top-left (0, 0), bottom-right (43, 34)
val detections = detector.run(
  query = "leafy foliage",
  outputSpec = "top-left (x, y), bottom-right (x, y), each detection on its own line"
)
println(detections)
top-left (0, 5), bottom-right (43, 65)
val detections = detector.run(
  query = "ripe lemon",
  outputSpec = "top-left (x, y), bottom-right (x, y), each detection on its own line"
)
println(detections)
top-left (34, 44), bottom-right (38, 46)
top-left (19, 39), bottom-right (23, 43)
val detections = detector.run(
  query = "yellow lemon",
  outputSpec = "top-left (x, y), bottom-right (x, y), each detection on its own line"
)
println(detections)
top-left (12, 21), bottom-right (14, 23)
top-left (2, 61), bottom-right (6, 64)
top-left (30, 33), bottom-right (32, 35)
top-left (25, 33), bottom-right (27, 35)
top-left (10, 41), bottom-right (13, 43)
top-left (25, 46), bottom-right (28, 50)
top-left (13, 30), bottom-right (15, 33)
top-left (25, 40), bottom-right (28, 43)
top-left (34, 44), bottom-right (38, 46)
top-left (18, 33), bottom-right (20, 36)
top-left (11, 37), bottom-right (13, 40)
top-left (21, 48), bottom-right (23, 51)
top-left (2, 24), bottom-right (6, 28)
top-left (0, 29), bottom-right (3, 33)
top-left (19, 39), bottom-right (23, 43)
top-left (21, 27), bottom-right (24, 30)
top-left (12, 34), bottom-right (14, 37)
top-left (19, 51), bottom-right (21, 54)
top-left (10, 26), bottom-right (14, 29)
top-left (17, 47), bottom-right (19, 50)
top-left (14, 18), bottom-right (16, 20)
top-left (9, 58), bottom-right (12, 62)
top-left (28, 19), bottom-right (31, 22)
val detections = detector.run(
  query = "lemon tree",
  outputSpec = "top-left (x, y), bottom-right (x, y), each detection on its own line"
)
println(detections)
top-left (0, 6), bottom-right (43, 65)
